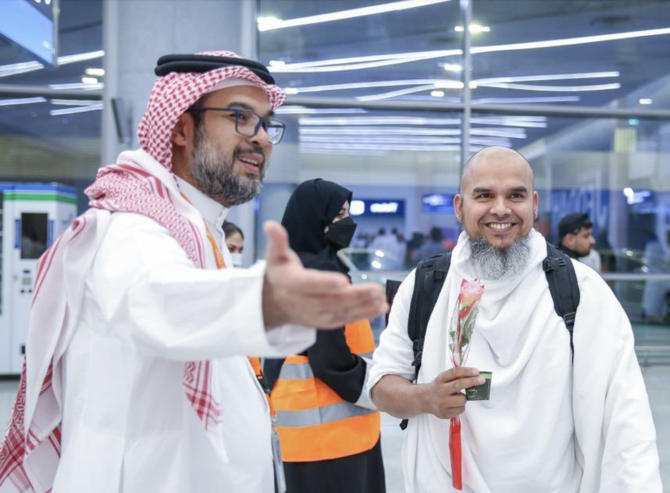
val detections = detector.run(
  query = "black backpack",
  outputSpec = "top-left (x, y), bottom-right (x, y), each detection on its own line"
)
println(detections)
top-left (385, 241), bottom-right (580, 430)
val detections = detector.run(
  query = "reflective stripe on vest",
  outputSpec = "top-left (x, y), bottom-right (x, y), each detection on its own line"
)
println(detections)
top-left (272, 319), bottom-right (380, 462)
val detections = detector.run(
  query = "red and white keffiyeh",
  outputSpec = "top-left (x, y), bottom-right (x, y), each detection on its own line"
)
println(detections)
top-left (0, 51), bottom-right (285, 492)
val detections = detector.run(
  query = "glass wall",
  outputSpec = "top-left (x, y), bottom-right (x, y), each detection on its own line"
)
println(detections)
top-left (258, 0), bottom-right (670, 352)
top-left (0, 0), bottom-right (103, 211)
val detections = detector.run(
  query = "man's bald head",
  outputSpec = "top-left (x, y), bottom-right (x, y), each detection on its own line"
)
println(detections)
top-left (453, 145), bottom-right (539, 254)
top-left (461, 147), bottom-right (534, 194)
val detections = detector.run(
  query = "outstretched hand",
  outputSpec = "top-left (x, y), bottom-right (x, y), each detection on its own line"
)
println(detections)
top-left (262, 221), bottom-right (388, 330)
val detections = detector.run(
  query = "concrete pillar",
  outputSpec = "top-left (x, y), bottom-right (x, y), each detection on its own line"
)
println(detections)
top-left (101, 0), bottom-right (259, 265)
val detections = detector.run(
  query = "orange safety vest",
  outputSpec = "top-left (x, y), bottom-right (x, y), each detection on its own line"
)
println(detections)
top-left (271, 319), bottom-right (380, 462)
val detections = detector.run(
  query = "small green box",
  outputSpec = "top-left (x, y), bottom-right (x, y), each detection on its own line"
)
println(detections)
top-left (466, 371), bottom-right (492, 401)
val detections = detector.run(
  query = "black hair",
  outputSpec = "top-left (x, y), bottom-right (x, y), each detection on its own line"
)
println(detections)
top-left (223, 221), bottom-right (244, 240)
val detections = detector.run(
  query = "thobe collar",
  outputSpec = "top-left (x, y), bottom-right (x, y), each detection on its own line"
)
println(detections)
top-left (175, 176), bottom-right (229, 235)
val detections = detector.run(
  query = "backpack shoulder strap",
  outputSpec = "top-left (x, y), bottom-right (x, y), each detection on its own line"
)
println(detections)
top-left (400, 252), bottom-right (451, 430)
top-left (543, 241), bottom-right (581, 364)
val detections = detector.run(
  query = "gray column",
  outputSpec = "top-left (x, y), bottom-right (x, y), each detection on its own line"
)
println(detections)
top-left (102, 0), bottom-right (258, 264)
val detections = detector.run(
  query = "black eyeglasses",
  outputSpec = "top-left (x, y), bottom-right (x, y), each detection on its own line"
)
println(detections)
top-left (188, 107), bottom-right (286, 144)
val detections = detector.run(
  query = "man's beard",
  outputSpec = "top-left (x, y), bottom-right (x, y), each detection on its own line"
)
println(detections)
top-left (468, 232), bottom-right (532, 280)
top-left (190, 126), bottom-right (264, 207)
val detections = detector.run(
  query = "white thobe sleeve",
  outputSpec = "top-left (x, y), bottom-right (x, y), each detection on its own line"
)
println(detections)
top-left (367, 270), bottom-right (417, 399)
top-left (90, 213), bottom-right (315, 361)
top-left (571, 264), bottom-right (663, 493)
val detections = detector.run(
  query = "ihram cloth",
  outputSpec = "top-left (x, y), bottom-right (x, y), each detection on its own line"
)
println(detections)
top-left (369, 229), bottom-right (662, 492)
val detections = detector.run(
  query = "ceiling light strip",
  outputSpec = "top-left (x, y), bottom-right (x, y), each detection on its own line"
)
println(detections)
top-left (49, 103), bottom-right (103, 116)
top-left (258, 0), bottom-right (451, 32)
top-left (299, 116), bottom-right (462, 125)
top-left (477, 82), bottom-right (621, 92)
top-left (271, 27), bottom-right (670, 73)
top-left (473, 71), bottom-right (619, 85)
top-left (0, 97), bottom-right (47, 107)
top-left (0, 50), bottom-right (105, 79)
top-left (471, 96), bottom-right (580, 104)
top-left (285, 78), bottom-right (460, 94)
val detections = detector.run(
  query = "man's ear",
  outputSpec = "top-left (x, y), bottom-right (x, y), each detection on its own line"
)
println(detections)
top-left (454, 194), bottom-right (464, 223)
top-left (172, 113), bottom-right (195, 148)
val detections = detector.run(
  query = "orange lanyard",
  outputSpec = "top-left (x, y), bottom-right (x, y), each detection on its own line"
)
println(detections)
top-left (249, 356), bottom-right (277, 418)
top-left (180, 193), bottom-right (226, 268)
top-left (180, 192), bottom-right (274, 413)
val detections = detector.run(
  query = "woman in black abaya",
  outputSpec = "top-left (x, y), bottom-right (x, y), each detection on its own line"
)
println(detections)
top-left (265, 179), bottom-right (385, 493)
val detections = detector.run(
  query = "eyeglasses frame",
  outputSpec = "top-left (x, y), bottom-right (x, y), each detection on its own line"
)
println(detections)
top-left (187, 107), bottom-right (286, 144)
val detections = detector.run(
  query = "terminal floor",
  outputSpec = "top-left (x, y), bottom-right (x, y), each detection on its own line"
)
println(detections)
top-left (1, 365), bottom-right (668, 492)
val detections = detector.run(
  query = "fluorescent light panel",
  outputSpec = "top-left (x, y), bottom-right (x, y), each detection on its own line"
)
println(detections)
top-left (0, 50), bottom-right (105, 79)
top-left (300, 136), bottom-right (513, 147)
top-left (299, 127), bottom-right (526, 139)
top-left (49, 82), bottom-right (104, 90)
top-left (276, 107), bottom-right (367, 115)
top-left (283, 72), bottom-right (617, 101)
top-left (0, 97), bottom-right (46, 107)
top-left (300, 148), bottom-right (388, 157)
top-left (50, 99), bottom-right (101, 106)
top-left (471, 96), bottom-right (580, 104)
top-left (479, 82), bottom-right (620, 92)
top-left (270, 27), bottom-right (670, 73)
top-left (49, 103), bottom-right (103, 116)
top-left (258, 0), bottom-right (452, 32)
top-left (299, 116), bottom-right (462, 126)
top-left (284, 78), bottom-right (460, 94)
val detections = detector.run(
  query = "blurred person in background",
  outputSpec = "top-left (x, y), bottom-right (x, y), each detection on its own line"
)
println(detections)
top-left (393, 228), bottom-right (407, 268)
top-left (641, 231), bottom-right (670, 323)
top-left (223, 221), bottom-right (245, 267)
top-left (405, 231), bottom-right (425, 267)
top-left (265, 178), bottom-right (385, 493)
top-left (371, 227), bottom-right (401, 261)
top-left (416, 226), bottom-right (446, 261)
top-left (558, 212), bottom-right (601, 273)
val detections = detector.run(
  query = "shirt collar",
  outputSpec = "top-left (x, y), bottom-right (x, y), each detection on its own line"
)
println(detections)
top-left (175, 176), bottom-right (229, 231)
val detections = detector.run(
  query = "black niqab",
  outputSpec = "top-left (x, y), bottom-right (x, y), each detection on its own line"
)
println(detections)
top-left (281, 179), bottom-right (352, 274)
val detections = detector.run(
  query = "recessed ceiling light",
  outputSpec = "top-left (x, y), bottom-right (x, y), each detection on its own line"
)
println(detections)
top-left (455, 24), bottom-right (490, 33)
top-left (85, 68), bottom-right (105, 77)
top-left (639, 98), bottom-right (653, 105)
top-left (431, 90), bottom-right (445, 97)
top-left (81, 77), bottom-right (98, 85)
top-left (443, 63), bottom-right (462, 72)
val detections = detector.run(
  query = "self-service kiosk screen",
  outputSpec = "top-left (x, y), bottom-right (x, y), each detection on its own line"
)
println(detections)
top-left (21, 213), bottom-right (48, 260)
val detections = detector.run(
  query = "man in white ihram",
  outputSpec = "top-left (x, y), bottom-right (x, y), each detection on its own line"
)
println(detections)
top-left (0, 51), bottom-right (387, 493)
top-left (369, 147), bottom-right (662, 492)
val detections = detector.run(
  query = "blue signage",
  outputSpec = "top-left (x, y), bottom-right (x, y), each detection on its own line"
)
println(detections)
top-left (350, 199), bottom-right (405, 217)
top-left (422, 193), bottom-right (454, 214)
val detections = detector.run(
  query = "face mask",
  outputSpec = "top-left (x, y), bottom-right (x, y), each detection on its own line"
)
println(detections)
top-left (230, 252), bottom-right (243, 267)
top-left (325, 216), bottom-right (357, 251)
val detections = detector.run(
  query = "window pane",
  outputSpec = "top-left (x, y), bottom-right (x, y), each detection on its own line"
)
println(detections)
top-left (471, 0), bottom-right (670, 109)
top-left (259, 0), bottom-right (463, 102)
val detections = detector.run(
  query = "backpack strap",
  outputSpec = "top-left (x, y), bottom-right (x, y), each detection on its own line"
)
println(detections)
top-left (399, 253), bottom-right (451, 430)
top-left (543, 242), bottom-right (581, 364)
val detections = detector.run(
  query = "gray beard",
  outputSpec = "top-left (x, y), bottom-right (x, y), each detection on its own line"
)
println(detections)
top-left (190, 126), bottom-right (263, 207)
top-left (468, 233), bottom-right (532, 280)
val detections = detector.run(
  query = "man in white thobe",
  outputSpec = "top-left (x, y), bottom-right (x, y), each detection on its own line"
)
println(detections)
top-left (0, 51), bottom-right (387, 493)
top-left (369, 147), bottom-right (662, 493)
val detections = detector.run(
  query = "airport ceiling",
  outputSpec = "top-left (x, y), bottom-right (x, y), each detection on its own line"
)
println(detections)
top-left (1, 0), bottom-right (670, 152)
